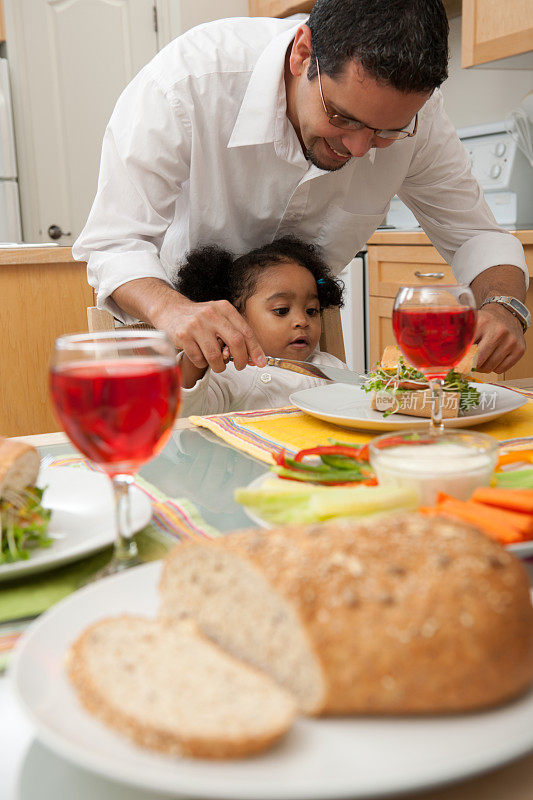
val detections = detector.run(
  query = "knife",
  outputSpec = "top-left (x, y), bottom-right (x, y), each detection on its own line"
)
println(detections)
top-left (230, 356), bottom-right (365, 385)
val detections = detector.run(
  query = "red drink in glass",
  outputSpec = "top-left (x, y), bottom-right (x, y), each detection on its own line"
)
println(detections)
top-left (392, 306), bottom-right (476, 376)
top-left (50, 359), bottom-right (181, 475)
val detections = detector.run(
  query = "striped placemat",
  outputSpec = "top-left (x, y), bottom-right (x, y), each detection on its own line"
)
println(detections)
top-left (190, 391), bottom-right (533, 465)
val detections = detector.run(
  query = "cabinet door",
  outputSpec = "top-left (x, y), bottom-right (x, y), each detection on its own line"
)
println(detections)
top-left (462, 0), bottom-right (533, 67)
top-left (368, 245), bottom-right (455, 298)
top-left (368, 296), bottom-right (395, 368)
top-left (0, 256), bottom-right (94, 436)
top-left (4, 0), bottom-right (159, 244)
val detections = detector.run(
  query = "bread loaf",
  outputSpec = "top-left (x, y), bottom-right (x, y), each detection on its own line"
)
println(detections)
top-left (159, 513), bottom-right (533, 715)
top-left (67, 616), bottom-right (296, 759)
top-left (0, 437), bottom-right (40, 497)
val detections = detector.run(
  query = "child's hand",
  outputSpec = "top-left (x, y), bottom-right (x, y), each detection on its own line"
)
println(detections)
top-left (180, 353), bottom-right (209, 389)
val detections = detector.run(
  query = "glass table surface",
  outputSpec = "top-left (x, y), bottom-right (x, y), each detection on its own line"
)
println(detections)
top-left (37, 426), bottom-right (269, 535)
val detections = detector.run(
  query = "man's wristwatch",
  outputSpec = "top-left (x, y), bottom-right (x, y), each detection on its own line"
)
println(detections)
top-left (479, 296), bottom-right (531, 333)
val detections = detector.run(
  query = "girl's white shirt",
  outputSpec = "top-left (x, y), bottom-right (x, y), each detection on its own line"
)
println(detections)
top-left (177, 349), bottom-right (349, 416)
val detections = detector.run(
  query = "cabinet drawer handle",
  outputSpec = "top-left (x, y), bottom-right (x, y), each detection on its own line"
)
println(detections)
top-left (414, 271), bottom-right (445, 279)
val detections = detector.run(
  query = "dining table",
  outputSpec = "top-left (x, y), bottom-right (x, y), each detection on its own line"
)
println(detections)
top-left (1, 414), bottom-right (533, 800)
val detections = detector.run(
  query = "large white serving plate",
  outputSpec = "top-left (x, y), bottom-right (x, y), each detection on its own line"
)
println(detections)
top-left (11, 562), bottom-right (533, 800)
top-left (289, 382), bottom-right (527, 432)
top-left (0, 467), bottom-right (152, 581)
top-left (240, 472), bottom-right (533, 559)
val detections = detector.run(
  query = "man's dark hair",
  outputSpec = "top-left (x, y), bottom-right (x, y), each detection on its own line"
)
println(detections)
top-left (307, 0), bottom-right (449, 93)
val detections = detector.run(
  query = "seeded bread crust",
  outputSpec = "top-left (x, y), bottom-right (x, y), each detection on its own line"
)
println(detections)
top-left (67, 615), bottom-right (296, 759)
top-left (0, 437), bottom-right (40, 496)
top-left (160, 513), bottom-right (533, 714)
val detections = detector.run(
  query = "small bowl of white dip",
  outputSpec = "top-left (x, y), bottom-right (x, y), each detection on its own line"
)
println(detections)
top-left (369, 430), bottom-right (498, 506)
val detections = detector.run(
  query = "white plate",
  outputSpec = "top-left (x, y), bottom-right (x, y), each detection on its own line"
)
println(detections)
top-left (289, 382), bottom-right (527, 432)
top-left (11, 562), bottom-right (533, 800)
top-left (0, 467), bottom-right (152, 581)
top-left (240, 472), bottom-right (533, 559)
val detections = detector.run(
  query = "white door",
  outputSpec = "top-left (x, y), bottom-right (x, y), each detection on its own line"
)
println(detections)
top-left (4, 0), bottom-right (159, 244)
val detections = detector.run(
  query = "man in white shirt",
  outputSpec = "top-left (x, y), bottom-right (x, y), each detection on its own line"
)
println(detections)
top-left (74, 0), bottom-right (529, 376)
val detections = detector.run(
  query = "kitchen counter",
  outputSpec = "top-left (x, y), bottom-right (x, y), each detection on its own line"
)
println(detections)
top-left (368, 229), bottom-right (533, 248)
top-left (0, 245), bottom-right (75, 265)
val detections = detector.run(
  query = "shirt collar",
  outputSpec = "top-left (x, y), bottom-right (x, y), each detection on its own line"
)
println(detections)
top-left (228, 23), bottom-right (300, 149)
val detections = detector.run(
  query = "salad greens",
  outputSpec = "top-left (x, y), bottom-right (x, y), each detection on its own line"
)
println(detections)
top-left (0, 486), bottom-right (52, 564)
top-left (361, 356), bottom-right (480, 417)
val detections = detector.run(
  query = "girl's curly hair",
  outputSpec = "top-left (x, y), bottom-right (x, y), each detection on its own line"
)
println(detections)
top-left (174, 236), bottom-right (344, 313)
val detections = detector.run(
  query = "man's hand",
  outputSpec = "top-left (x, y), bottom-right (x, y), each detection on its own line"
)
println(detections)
top-left (469, 264), bottom-right (527, 374)
top-left (475, 303), bottom-right (525, 373)
top-left (151, 292), bottom-right (266, 373)
top-left (112, 277), bottom-right (266, 372)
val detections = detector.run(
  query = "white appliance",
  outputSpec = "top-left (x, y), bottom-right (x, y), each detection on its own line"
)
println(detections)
top-left (338, 251), bottom-right (367, 373)
top-left (385, 120), bottom-right (533, 229)
top-left (0, 58), bottom-right (22, 242)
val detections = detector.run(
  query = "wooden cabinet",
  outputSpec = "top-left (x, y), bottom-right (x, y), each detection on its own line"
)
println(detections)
top-left (367, 231), bottom-right (533, 381)
top-left (0, 247), bottom-right (93, 437)
top-left (462, 0), bottom-right (533, 67)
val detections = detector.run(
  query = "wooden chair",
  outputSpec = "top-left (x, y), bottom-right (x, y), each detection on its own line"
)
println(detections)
top-left (87, 306), bottom-right (154, 333)
top-left (86, 305), bottom-right (346, 362)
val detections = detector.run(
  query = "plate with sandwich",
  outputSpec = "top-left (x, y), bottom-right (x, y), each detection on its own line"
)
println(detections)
top-left (290, 345), bottom-right (527, 431)
top-left (0, 438), bottom-right (152, 581)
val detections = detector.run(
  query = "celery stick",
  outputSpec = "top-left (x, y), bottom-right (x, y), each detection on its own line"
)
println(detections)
top-left (308, 485), bottom-right (420, 521)
top-left (493, 469), bottom-right (533, 489)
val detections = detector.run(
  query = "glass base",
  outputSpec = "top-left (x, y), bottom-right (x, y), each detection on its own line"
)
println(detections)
top-left (77, 542), bottom-right (141, 587)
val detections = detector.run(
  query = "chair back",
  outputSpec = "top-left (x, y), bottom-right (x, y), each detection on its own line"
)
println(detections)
top-left (87, 307), bottom-right (154, 332)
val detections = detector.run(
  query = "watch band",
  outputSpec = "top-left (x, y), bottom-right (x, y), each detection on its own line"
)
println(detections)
top-left (479, 296), bottom-right (531, 333)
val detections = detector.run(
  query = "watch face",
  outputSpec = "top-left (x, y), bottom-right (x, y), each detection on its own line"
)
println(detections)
top-left (507, 298), bottom-right (531, 328)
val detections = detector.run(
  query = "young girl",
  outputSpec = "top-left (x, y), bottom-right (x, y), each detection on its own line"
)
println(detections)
top-left (174, 236), bottom-right (348, 416)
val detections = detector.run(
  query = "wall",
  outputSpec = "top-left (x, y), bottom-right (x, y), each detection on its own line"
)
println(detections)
top-left (157, 0), bottom-right (249, 48)
top-left (440, 16), bottom-right (532, 129)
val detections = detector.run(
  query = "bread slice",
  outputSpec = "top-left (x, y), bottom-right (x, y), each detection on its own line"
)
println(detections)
top-left (371, 388), bottom-right (460, 418)
top-left (159, 514), bottom-right (533, 715)
top-left (0, 438), bottom-right (40, 497)
top-left (67, 616), bottom-right (296, 759)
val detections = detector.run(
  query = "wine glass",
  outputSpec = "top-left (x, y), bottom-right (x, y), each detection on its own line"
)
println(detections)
top-left (392, 285), bottom-right (477, 432)
top-left (49, 330), bottom-right (181, 580)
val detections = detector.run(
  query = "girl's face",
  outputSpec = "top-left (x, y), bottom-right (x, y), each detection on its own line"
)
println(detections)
top-left (242, 260), bottom-right (322, 360)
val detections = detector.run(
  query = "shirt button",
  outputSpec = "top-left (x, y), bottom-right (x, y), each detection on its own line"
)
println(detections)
top-left (260, 373), bottom-right (272, 383)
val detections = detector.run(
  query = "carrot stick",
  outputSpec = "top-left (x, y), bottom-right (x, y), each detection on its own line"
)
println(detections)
top-left (496, 450), bottom-right (533, 469)
top-left (471, 487), bottom-right (533, 514)
top-left (435, 497), bottom-right (526, 544)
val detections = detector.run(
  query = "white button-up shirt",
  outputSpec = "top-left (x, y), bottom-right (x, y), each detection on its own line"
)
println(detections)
top-left (73, 17), bottom-right (527, 323)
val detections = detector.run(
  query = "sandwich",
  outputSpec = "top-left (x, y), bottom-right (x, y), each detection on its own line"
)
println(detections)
top-left (0, 438), bottom-right (52, 563)
top-left (362, 344), bottom-right (481, 419)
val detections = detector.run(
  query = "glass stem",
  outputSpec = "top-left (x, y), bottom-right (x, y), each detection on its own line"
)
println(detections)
top-left (429, 378), bottom-right (445, 434)
top-left (111, 474), bottom-right (139, 566)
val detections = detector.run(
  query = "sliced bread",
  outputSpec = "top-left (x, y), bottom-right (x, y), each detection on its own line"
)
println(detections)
top-left (159, 513), bottom-right (533, 715)
top-left (0, 438), bottom-right (40, 497)
top-left (67, 615), bottom-right (296, 759)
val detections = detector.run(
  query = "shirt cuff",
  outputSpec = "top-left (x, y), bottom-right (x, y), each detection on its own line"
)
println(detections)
top-left (452, 232), bottom-right (529, 290)
top-left (86, 251), bottom-right (174, 324)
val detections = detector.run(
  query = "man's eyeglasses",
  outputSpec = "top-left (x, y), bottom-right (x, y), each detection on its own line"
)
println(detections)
top-left (315, 57), bottom-right (418, 141)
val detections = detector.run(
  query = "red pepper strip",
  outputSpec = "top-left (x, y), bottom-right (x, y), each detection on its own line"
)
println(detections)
top-left (274, 449), bottom-right (287, 467)
top-left (294, 445), bottom-right (366, 463)
top-left (328, 441), bottom-right (370, 461)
